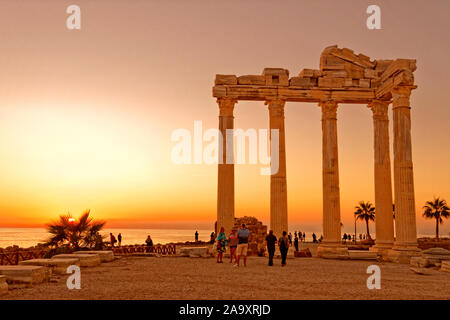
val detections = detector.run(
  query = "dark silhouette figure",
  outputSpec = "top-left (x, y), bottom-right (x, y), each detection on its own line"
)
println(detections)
top-left (195, 231), bottom-right (199, 242)
top-left (145, 235), bottom-right (153, 247)
top-left (279, 231), bottom-right (290, 267)
top-left (265, 230), bottom-right (277, 266)
top-left (110, 233), bottom-right (117, 248)
top-left (294, 236), bottom-right (299, 251)
top-left (118, 233), bottom-right (122, 247)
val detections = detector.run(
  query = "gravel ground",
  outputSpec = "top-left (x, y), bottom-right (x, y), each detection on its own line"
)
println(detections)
top-left (2, 256), bottom-right (449, 300)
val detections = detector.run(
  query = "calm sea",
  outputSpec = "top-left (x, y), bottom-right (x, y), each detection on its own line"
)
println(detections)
top-left (0, 227), bottom-right (437, 249)
top-left (0, 228), bottom-right (214, 248)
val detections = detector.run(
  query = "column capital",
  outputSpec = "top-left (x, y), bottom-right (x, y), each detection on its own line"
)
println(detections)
top-left (217, 98), bottom-right (237, 116)
top-left (368, 100), bottom-right (390, 121)
top-left (266, 99), bottom-right (285, 118)
top-left (319, 100), bottom-right (338, 120)
top-left (391, 86), bottom-right (416, 110)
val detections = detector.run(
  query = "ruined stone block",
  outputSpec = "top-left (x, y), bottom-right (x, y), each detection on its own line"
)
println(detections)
top-left (318, 77), bottom-right (345, 88)
top-left (19, 258), bottom-right (79, 275)
top-left (440, 261), bottom-right (450, 273)
top-left (262, 68), bottom-right (289, 86)
top-left (178, 247), bottom-right (209, 257)
top-left (289, 77), bottom-right (315, 87)
top-left (73, 251), bottom-right (115, 263)
top-left (52, 254), bottom-right (101, 267)
top-left (410, 256), bottom-right (430, 268)
top-left (0, 275), bottom-right (8, 296)
top-left (298, 68), bottom-right (315, 78)
top-left (364, 69), bottom-right (378, 79)
top-left (237, 75), bottom-right (266, 85)
top-left (215, 74), bottom-right (237, 85)
top-left (348, 250), bottom-right (378, 260)
top-left (359, 79), bottom-right (371, 88)
top-left (0, 265), bottom-right (49, 285)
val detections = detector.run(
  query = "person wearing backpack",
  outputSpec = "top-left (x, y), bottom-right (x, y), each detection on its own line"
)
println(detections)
top-left (278, 231), bottom-right (290, 267)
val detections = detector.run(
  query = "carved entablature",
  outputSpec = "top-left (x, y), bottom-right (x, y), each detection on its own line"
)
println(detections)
top-left (212, 45), bottom-right (417, 104)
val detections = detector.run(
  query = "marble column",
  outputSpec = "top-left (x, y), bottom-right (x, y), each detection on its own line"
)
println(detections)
top-left (217, 98), bottom-right (236, 235)
top-left (317, 101), bottom-right (347, 258)
top-left (267, 99), bottom-right (288, 238)
top-left (388, 86), bottom-right (419, 262)
top-left (369, 100), bottom-right (395, 254)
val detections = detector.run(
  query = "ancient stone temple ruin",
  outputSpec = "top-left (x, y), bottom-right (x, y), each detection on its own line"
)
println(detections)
top-left (212, 45), bottom-right (419, 262)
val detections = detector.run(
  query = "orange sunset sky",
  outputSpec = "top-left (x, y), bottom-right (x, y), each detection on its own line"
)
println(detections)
top-left (0, 0), bottom-right (449, 236)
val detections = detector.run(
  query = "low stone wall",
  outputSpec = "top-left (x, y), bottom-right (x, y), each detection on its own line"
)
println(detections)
top-left (418, 238), bottom-right (450, 251)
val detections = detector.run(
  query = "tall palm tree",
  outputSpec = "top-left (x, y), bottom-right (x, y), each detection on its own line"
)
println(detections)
top-left (422, 197), bottom-right (450, 240)
top-left (46, 210), bottom-right (106, 250)
top-left (354, 201), bottom-right (376, 240)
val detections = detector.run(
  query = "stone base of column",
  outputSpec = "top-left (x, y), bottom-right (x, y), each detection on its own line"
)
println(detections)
top-left (386, 246), bottom-right (421, 264)
top-left (369, 242), bottom-right (394, 260)
top-left (317, 244), bottom-right (349, 259)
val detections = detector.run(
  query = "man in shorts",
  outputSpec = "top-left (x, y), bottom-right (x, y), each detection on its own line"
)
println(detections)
top-left (236, 223), bottom-right (250, 267)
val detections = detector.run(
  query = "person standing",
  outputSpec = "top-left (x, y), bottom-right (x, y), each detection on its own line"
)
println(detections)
top-left (216, 227), bottom-right (227, 263)
top-left (278, 231), bottom-right (290, 267)
top-left (265, 230), bottom-right (277, 266)
top-left (210, 232), bottom-right (215, 244)
top-left (299, 231), bottom-right (303, 242)
top-left (288, 232), bottom-right (293, 245)
top-left (118, 233), bottom-right (122, 247)
top-left (303, 232), bottom-right (306, 242)
top-left (195, 231), bottom-right (199, 242)
top-left (110, 233), bottom-right (117, 248)
top-left (294, 235), bottom-right (299, 252)
top-left (228, 228), bottom-right (238, 264)
top-left (312, 233), bottom-right (317, 243)
top-left (236, 224), bottom-right (250, 267)
top-left (145, 235), bottom-right (153, 247)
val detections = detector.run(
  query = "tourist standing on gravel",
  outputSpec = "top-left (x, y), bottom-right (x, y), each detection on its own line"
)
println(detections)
top-left (278, 231), bottom-right (290, 267)
top-left (195, 231), bottom-right (199, 242)
top-left (294, 235), bottom-right (299, 252)
top-left (228, 228), bottom-right (238, 264)
top-left (265, 230), bottom-right (277, 266)
top-left (145, 235), bottom-right (153, 248)
top-left (236, 224), bottom-right (250, 267)
top-left (118, 233), bottom-right (122, 247)
top-left (216, 227), bottom-right (227, 263)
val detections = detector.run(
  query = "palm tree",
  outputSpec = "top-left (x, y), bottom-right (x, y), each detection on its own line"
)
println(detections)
top-left (422, 197), bottom-right (450, 240)
top-left (354, 201), bottom-right (376, 240)
top-left (46, 210), bottom-right (106, 250)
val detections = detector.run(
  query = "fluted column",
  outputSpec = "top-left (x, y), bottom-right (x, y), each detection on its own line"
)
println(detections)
top-left (267, 99), bottom-right (288, 238)
top-left (318, 101), bottom-right (345, 258)
top-left (217, 98), bottom-right (236, 235)
top-left (391, 86), bottom-right (418, 253)
top-left (369, 100), bottom-right (395, 253)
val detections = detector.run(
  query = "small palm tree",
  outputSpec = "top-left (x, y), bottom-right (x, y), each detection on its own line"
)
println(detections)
top-left (422, 197), bottom-right (450, 240)
top-left (354, 201), bottom-right (376, 240)
top-left (46, 210), bottom-right (106, 250)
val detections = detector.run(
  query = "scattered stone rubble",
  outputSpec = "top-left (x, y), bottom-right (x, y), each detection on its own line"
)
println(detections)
top-left (233, 216), bottom-right (267, 256)
top-left (410, 247), bottom-right (450, 275)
